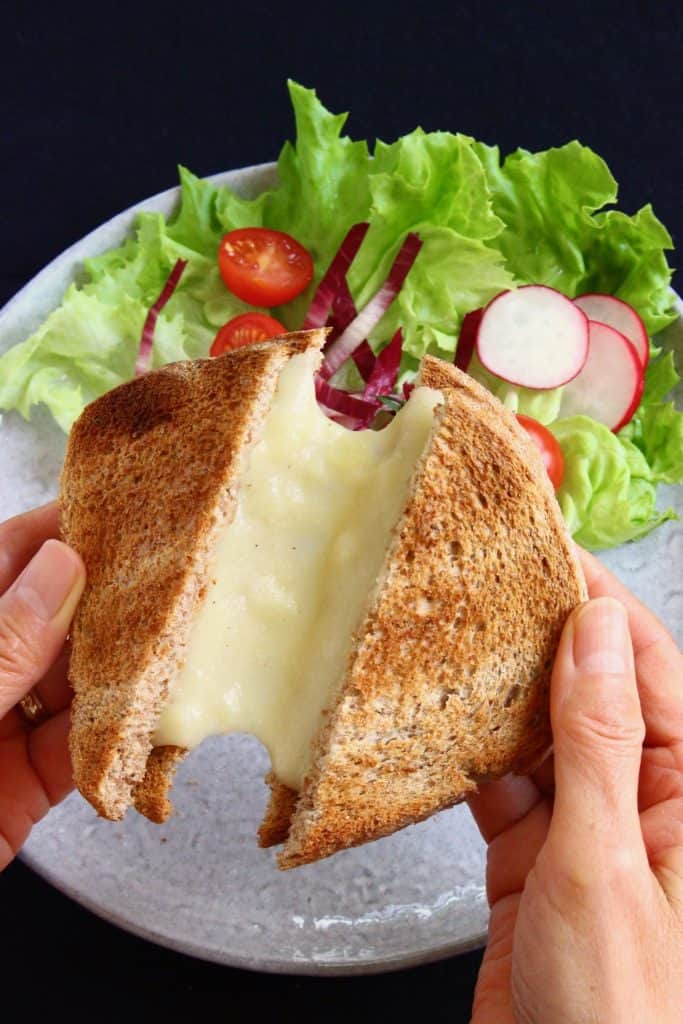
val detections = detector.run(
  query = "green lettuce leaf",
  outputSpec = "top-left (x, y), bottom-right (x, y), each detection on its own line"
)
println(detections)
top-left (619, 351), bottom-right (683, 486)
top-left (266, 81), bottom-right (372, 330)
top-left (546, 347), bottom-right (683, 549)
top-left (0, 287), bottom-right (188, 432)
top-left (267, 81), bottom-right (371, 266)
top-left (467, 353), bottom-right (564, 425)
top-left (626, 402), bottom-right (683, 485)
top-left (550, 415), bottom-right (677, 549)
top-left (345, 129), bottom-right (514, 362)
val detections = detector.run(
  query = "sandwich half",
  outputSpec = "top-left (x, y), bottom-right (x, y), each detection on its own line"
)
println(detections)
top-left (60, 328), bottom-right (586, 868)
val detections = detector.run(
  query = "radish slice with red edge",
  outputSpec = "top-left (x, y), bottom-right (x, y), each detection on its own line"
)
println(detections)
top-left (454, 308), bottom-right (483, 371)
top-left (476, 285), bottom-right (589, 389)
top-left (573, 293), bottom-right (649, 369)
top-left (302, 222), bottom-right (369, 330)
top-left (320, 233), bottom-right (422, 381)
top-left (135, 259), bottom-right (187, 375)
top-left (559, 320), bottom-right (644, 432)
top-left (363, 329), bottom-right (403, 400)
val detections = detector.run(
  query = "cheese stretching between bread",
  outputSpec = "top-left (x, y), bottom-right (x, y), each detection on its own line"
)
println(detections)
top-left (154, 350), bottom-right (441, 789)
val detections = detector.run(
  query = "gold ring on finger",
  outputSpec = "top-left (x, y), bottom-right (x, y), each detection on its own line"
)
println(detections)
top-left (17, 689), bottom-right (50, 727)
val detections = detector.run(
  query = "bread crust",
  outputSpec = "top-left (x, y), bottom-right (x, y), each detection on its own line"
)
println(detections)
top-left (60, 331), bottom-right (326, 820)
top-left (275, 359), bottom-right (586, 867)
top-left (132, 745), bottom-right (187, 823)
top-left (258, 773), bottom-right (298, 848)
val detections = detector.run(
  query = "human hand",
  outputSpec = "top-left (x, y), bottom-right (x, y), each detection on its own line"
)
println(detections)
top-left (469, 548), bottom-right (683, 1023)
top-left (0, 503), bottom-right (85, 870)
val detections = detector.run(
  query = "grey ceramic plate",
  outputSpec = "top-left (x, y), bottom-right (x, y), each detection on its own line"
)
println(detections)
top-left (1, 165), bottom-right (682, 975)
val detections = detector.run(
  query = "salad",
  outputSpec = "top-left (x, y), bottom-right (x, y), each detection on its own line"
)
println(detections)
top-left (0, 81), bottom-right (681, 550)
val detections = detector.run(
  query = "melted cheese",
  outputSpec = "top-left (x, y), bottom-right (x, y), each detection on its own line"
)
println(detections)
top-left (154, 351), bottom-right (441, 789)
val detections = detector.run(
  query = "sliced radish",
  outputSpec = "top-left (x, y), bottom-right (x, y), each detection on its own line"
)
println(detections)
top-left (476, 285), bottom-right (589, 389)
top-left (573, 293), bottom-right (649, 369)
top-left (559, 321), bottom-right (644, 432)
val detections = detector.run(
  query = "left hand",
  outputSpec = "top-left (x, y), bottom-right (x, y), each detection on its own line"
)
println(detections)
top-left (0, 503), bottom-right (85, 870)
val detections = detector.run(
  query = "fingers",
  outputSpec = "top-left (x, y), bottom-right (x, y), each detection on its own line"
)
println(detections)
top-left (548, 597), bottom-right (649, 875)
top-left (0, 540), bottom-right (85, 719)
top-left (33, 645), bottom-right (72, 715)
top-left (0, 646), bottom-right (72, 741)
top-left (0, 709), bottom-right (72, 870)
top-left (471, 893), bottom-right (520, 1024)
top-left (0, 503), bottom-right (60, 595)
top-left (468, 776), bottom-right (553, 906)
top-left (468, 775), bottom-right (543, 843)
top-left (578, 547), bottom-right (683, 747)
top-left (531, 752), bottom-right (555, 797)
top-left (27, 709), bottom-right (73, 806)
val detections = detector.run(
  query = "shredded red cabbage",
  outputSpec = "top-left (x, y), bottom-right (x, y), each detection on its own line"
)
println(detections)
top-left (325, 277), bottom-right (358, 339)
top-left (315, 376), bottom-right (379, 430)
top-left (320, 233), bottom-right (422, 381)
top-left (351, 340), bottom-right (375, 382)
top-left (363, 329), bottom-right (403, 400)
top-left (315, 330), bottom-right (406, 429)
top-left (300, 226), bottom-right (423, 428)
top-left (302, 223), bottom-right (369, 330)
top-left (322, 410), bottom-right (365, 429)
top-left (454, 308), bottom-right (482, 372)
top-left (321, 277), bottom-right (374, 382)
top-left (135, 259), bottom-right (188, 376)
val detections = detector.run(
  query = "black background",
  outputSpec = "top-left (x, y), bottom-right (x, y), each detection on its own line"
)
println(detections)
top-left (1, 2), bottom-right (681, 1018)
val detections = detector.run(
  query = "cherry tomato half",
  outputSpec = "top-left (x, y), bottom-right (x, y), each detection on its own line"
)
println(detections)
top-left (210, 312), bottom-right (286, 357)
top-left (516, 414), bottom-right (565, 491)
top-left (217, 227), bottom-right (314, 306)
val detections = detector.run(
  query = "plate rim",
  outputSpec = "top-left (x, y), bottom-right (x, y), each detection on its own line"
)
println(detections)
top-left (20, 843), bottom-right (487, 976)
top-left (5, 165), bottom-right (489, 975)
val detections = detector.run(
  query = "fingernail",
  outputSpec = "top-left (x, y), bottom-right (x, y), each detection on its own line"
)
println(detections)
top-left (573, 597), bottom-right (630, 675)
top-left (15, 540), bottom-right (83, 621)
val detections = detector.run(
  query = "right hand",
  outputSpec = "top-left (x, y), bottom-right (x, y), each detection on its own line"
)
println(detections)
top-left (469, 548), bottom-right (683, 1023)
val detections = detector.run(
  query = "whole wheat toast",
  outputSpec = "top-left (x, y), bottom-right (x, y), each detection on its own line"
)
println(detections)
top-left (61, 337), bottom-right (586, 865)
top-left (61, 330), bottom-right (326, 821)
top-left (260, 356), bottom-right (586, 866)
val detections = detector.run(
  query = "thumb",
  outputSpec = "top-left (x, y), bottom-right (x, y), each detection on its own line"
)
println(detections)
top-left (548, 597), bottom-right (647, 872)
top-left (0, 539), bottom-right (85, 718)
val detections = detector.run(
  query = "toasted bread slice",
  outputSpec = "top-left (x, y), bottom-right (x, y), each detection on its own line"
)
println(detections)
top-left (61, 330), bottom-right (326, 821)
top-left (62, 338), bottom-right (585, 864)
top-left (262, 357), bottom-right (586, 867)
